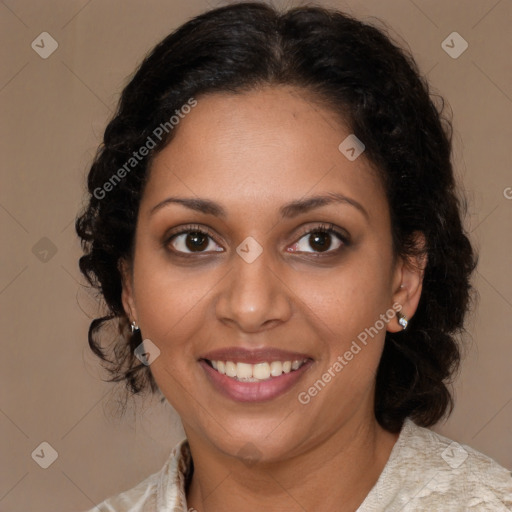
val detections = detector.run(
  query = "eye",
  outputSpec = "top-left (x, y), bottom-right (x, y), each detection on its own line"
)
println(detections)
top-left (165, 224), bottom-right (223, 255)
top-left (164, 223), bottom-right (349, 257)
top-left (288, 223), bottom-right (348, 255)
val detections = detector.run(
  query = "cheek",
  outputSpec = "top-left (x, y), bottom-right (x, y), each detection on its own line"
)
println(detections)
top-left (132, 262), bottom-right (215, 414)
top-left (131, 249), bottom-right (219, 354)
top-left (293, 267), bottom-right (392, 421)
top-left (294, 253), bottom-right (393, 346)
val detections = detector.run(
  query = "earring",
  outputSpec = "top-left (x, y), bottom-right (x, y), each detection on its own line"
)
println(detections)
top-left (396, 311), bottom-right (408, 330)
top-left (131, 320), bottom-right (140, 333)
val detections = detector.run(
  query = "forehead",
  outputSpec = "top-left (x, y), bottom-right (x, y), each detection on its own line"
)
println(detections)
top-left (142, 85), bottom-right (385, 220)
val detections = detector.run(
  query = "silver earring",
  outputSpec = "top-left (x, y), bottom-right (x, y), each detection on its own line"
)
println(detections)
top-left (396, 311), bottom-right (408, 330)
top-left (131, 321), bottom-right (140, 332)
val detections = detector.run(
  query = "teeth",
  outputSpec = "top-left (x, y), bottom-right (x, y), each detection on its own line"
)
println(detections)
top-left (253, 362), bottom-right (270, 380)
top-left (270, 361), bottom-right (282, 377)
top-left (237, 362), bottom-right (253, 379)
top-left (225, 361), bottom-right (237, 377)
top-left (291, 360), bottom-right (302, 370)
top-left (208, 359), bottom-right (307, 381)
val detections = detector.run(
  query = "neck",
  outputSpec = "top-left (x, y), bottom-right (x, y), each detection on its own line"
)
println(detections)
top-left (185, 414), bottom-right (400, 512)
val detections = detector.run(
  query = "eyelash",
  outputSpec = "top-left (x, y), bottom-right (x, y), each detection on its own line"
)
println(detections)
top-left (163, 223), bottom-right (350, 258)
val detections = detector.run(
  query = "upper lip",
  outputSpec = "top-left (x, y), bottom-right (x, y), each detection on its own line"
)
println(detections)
top-left (200, 347), bottom-right (313, 364)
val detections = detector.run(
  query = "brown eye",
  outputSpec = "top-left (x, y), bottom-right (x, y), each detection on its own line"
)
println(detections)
top-left (289, 225), bottom-right (348, 255)
top-left (308, 231), bottom-right (334, 252)
top-left (167, 227), bottom-right (223, 254)
top-left (184, 231), bottom-right (209, 251)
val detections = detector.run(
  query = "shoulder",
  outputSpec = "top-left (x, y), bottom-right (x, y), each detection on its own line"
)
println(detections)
top-left (359, 419), bottom-right (512, 511)
top-left (83, 471), bottom-right (159, 512)
top-left (84, 438), bottom-right (190, 512)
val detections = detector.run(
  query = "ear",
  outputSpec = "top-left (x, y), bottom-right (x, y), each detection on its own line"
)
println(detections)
top-left (119, 257), bottom-right (137, 324)
top-left (387, 232), bottom-right (427, 333)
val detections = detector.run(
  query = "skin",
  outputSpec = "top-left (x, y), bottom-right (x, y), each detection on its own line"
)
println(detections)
top-left (121, 85), bottom-right (425, 512)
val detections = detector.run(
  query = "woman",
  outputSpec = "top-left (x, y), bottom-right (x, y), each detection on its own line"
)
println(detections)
top-left (77, 2), bottom-right (512, 510)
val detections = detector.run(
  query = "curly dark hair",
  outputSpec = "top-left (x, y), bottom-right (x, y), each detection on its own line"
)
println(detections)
top-left (75, 1), bottom-right (477, 432)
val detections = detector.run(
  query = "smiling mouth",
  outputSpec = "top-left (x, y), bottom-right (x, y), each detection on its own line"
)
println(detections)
top-left (201, 358), bottom-right (310, 382)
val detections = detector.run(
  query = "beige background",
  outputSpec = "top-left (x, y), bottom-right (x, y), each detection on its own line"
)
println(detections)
top-left (1, 0), bottom-right (511, 510)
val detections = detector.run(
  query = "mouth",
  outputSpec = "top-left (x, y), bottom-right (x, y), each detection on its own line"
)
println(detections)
top-left (200, 358), bottom-right (310, 382)
top-left (198, 353), bottom-right (314, 403)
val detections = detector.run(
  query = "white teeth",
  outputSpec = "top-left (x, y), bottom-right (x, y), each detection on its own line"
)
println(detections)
top-left (270, 361), bottom-right (282, 377)
top-left (208, 359), bottom-right (307, 381)
top-left (291, 360), bottom-right (302, 370)
top-left (253, 362), bottom-right (270, 380)
top-left (225, 361), bottom-right (237, 377)
top-left (236, 362), bottom-right (253, 379)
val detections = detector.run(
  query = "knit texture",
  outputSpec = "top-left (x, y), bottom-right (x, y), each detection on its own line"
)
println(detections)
top-left (87, 418), bottom-right (512, 511)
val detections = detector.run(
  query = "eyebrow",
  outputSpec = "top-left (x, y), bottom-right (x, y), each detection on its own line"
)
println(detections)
top-left (149, 192), bottom-right (369, 220)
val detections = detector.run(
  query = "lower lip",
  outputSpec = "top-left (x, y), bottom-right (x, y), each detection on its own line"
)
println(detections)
top-left (199, 359), bottom-right (313, 403)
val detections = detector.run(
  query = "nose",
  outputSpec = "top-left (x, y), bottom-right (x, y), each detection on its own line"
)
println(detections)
top-left (215, 247), bottom-right (293, 333)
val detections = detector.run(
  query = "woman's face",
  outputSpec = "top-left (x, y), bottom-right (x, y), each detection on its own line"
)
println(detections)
top-left (122, 85), bottom-right (415, 462)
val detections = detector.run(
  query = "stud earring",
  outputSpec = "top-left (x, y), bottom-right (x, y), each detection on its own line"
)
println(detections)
top-left (396, 311), bottom-right (408, 330)
top-left (131, 320), bottom-right (140, 333)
